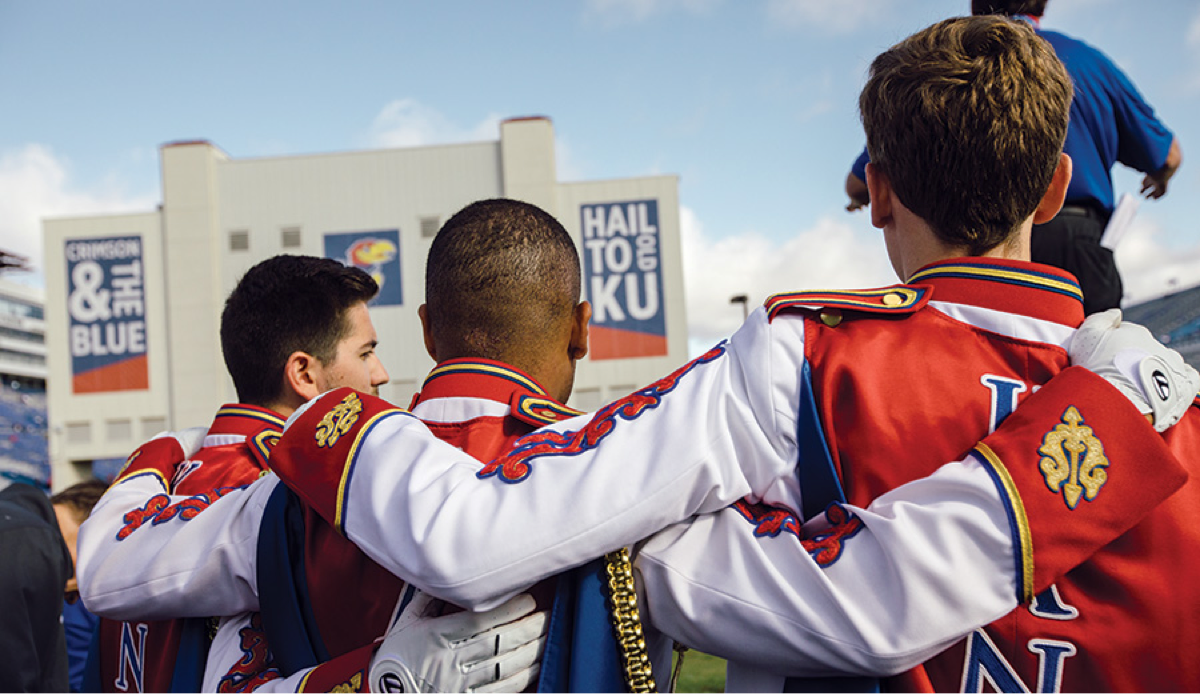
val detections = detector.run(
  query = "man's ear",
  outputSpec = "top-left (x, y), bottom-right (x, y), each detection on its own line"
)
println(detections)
top-left (865, 162), bottom-right (893, 230)
top-left (418, 304), bottom-right (438, 362)
top-left (283, 350), bottom-right (323, 403)
top-left (569, 301), bottom-right (591, 361)
top-left (1033, 153), bottom-right (1073, 224)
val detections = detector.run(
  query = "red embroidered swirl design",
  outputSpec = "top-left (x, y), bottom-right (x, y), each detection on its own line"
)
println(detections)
top-left (477, 343), bottom-right (727, 483)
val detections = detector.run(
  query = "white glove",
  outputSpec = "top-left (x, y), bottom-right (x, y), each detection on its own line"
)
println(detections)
top-left (1068, 308), bottom-right (1200, 432)
top-left (172, 426), bottom-right (209, 458)
top-left (369, 591), bottom-right (548, 693)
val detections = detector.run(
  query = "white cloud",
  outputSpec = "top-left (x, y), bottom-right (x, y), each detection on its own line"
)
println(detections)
top-left (583, 0), bottom-right (720, 25)
top-left (680, 205), bottom-right (895, 354)
top-left (367, 100), bottom-right (503, 149)
top-left (367, 100), bottom-right (590, 184)
top-left (554, 135), bottom-right (586, 182)
top-left (1043, 0), bottom-right (1119, 24)
top-left (0, 145), bottom-right (155, 286)
top-left (764, 0), bottom-right (893, 34)
top-left (1116, 216), bottom-right (1200, 306)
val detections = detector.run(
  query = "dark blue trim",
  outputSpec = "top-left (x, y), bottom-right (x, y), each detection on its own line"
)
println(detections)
top-left (783, 361), bottom-right (879, 693)
top-left (257, 482), bottom-right (331, 675)
top-left (796, 361), bottom-right (847, 521)
top-left (168, 618), bottom-right (211, 691)
top-left (81, 621), bottom-right (103, 693)
top-left (968, 449), bottom-right (1027, 604)
top-left (913, 270), bottom-right (1084, 301)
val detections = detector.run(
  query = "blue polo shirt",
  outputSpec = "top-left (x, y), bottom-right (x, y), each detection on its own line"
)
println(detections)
top-left (1041, 29), bottom-right (1174, 213)
top-left (851, 26), bottom-right (1174, 215)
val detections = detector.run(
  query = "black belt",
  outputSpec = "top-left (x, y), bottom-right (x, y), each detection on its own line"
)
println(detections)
top-left (1058, 203), bottom-right (1110, 224)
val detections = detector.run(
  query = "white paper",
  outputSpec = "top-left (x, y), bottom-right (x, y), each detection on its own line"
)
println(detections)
top-left (1101, 193), bottom-right (1140, 250)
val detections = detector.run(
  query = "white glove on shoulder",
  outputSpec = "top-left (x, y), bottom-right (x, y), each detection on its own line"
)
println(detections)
top-left (1068, 308), bottom-right (1200, 432)
top-left (171, 426), bottom-right (209, 458)
top-left (144, 426), bottom-right (208, 458)
top-left (369, 591), bottom-right (548, 693)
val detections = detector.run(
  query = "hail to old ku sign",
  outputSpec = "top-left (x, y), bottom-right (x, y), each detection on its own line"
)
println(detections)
top-left (580, 200), bottom-right (667, 360)
top-left (65, 236), bottom-right (149, 393)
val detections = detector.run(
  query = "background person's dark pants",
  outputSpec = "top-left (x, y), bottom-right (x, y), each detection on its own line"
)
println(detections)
top-left (1031, 204), bottom-right (1121, 316)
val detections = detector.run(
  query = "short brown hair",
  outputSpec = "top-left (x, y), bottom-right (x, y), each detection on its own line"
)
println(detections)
top-left (859, 15), bottom-right (1071, 254)
top-left (51, 479), bottom-right (108, 522)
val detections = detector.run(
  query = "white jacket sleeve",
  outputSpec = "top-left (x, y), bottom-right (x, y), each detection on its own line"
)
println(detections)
top-left (636, 455), bottom-right (1016, 680)
top-left (77, 472), bottom-right (277, 620)
top-left (291, 309), bottom-right (805, 610)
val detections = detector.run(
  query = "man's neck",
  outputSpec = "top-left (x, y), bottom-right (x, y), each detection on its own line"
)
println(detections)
top-left (897, 219), bottom-right (1033, 281)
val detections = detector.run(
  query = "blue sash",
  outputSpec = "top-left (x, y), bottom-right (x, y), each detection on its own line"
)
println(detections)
top-left (256, 482), bottom-right (330, 674)
top-left (537, 558), bottom-right (628, 692)
top-left (783, 362), bottom-right (879, 693)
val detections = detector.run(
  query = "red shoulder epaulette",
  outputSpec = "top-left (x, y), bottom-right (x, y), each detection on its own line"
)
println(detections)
top-left (511, 393), bottom-right (586, 427)
top-left (248, 429), bottom-right (281, 470)
top-left (112, 435), bottom-right (188, 489)
top-left (764, 285), bottom-right (932, 322)
top-left (270, 388), bottom-right (410, 533)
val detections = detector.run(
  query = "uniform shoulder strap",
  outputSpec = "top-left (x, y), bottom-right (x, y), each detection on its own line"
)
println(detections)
top-left (511, 393), bottom-right (586, 428)
top-left (765, 285), bottom-right (931, 321)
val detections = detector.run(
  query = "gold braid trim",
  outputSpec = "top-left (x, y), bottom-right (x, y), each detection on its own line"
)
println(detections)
top-left (604, 548), bottom-right (657, 692)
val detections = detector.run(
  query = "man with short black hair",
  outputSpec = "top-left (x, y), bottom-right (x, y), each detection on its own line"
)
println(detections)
top-left (86, 254), bottom-right (391, 693)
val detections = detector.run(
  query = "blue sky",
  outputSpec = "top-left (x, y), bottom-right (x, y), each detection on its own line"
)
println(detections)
top-left (3, 0), bottom-right (1199, 349)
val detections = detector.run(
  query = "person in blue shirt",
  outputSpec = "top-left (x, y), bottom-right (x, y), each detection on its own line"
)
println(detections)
top-left (846, 0), bottom-right (1182, 315)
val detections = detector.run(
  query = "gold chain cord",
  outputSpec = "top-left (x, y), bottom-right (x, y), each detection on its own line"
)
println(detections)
top-left (604, 548), bottom-right (658, 692)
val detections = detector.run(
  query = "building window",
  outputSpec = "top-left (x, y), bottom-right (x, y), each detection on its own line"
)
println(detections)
top-left (65, 421), bottom-right (91, 444)
top-left (571, 388), bottom-right (603, 413)
top-left (0, 296), bottom-right (43, 320)
top-left (281, 226), bottom-right (302, 248)
top-left (382, 379), bottom-right (419, 408)
top-left (420, 216), bottom-right (440, 238)
top-left (141, 417), bottom-right (168, 438)
top-left (229, 230), bottom-right (250, 251)
top-left (0, 347), bottom-right (43, 366)
top-left (0, 325), bottom-right (44, 343)
top-left (106, 419), bottom-right (133, 442)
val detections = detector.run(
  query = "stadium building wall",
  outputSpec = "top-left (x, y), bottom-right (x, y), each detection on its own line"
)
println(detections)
top-left (0, 279), bottom-right (49, 488)
top-left (43, 117), bottom-right (688, 489)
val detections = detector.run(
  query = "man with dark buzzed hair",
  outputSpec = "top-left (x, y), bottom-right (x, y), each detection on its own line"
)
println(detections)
top-left (191, 199), bottom-right (591, 691)
top-left (421, 198), bottom-right (591, 404)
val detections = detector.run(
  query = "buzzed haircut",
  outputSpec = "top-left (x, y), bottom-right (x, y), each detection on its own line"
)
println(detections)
top-left (51, 479), bottom-right (108, 523)
top-left (221, 255), bottom-right (378, 405)
top-left (425, 199), bottom-right (580, 363)
top-left (971, 0), bottom-right (1048, 17)
top-left (859, 15), bottom-right (1072, 255)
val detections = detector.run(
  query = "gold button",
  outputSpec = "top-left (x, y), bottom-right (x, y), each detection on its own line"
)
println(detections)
top-left (882, 292), bottom-right (904, 306)
top-left (820, 310), bottom-right (843, 328)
